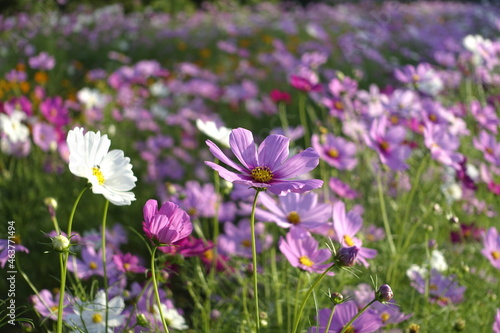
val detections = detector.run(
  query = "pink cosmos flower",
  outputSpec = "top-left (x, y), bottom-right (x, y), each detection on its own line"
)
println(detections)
top-left (252, 192), bottom-right (331, 230)
top-left (328, 177), bottom-right (359, 200)
top-left (481, 227), bottom-right (500, 270)
top-left (309, 302), bottom-right (382, 333)
top-left (494, 309), bottom-right (500, 333)
top-left (409, 269), bottom-right (466, 306)
top-left (332, 202), bottom-right (377, 267)
top-left (30, 289), bottom-right (72, 321)
top-left (312, 134), bottom-right (357, 170)
top-left (205, 127), bottom-right (323, 196)
top-left (279, 227), bottom-right (332, 273)
top-left (142, 200), bottom-right (193, 246)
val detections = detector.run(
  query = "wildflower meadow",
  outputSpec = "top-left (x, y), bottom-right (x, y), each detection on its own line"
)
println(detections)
top-left (2, 1), bottom-right (500, 332)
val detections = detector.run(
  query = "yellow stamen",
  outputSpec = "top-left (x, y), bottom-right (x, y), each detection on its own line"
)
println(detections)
top-left (89, 261), bottom-right (98, 270)
top-left (429, 284), bottom-right (438, 290)
top-left (241, 239), bottom-right (251, 248)
top-left (188, 208), bottom-right (197, 216)
top-left (381, 311), bottom-right (390, 323)
top-left (412, 74), bottom-right (420, 82)
top-left (343, 325), bottom-right (354, 333)
top-left (334, 101), bottom-right (344, 110)
top-left (287, 211), bottom-right (301, 225)
top-left (486, 147), bottom-right (493, 155)
top-left (491, 250), bottom-right (500, 260)
top-left (327, 148), bottom-right (339, 159)
top-left (123, 263), bottom-right (131, 271)
top-left (92, 166), bottom-right (105, 185)
top-left (92, 313), bottom-right (102, 323)
top-left (299, 255), bottom-right (314, 267)
top-left (251, 166), bottom-right (273, 183)
top-left (51, 306), bottom-right (58, 313)
top-left (390, 115), bottom-right (399, 124)
top-left (429, 114), bottom-right (437, 122)
top-left (379, 141), bottom-right (390, 151)
top-left (203, 249), bottom-right (214, 261)
top-left (344, 235), bottom-right (355, 247)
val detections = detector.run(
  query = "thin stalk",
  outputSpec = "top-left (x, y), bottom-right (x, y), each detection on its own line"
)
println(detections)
top-left (278, 102), bottom-right (290, 134)
top-left (250, 189), bottom-right (263, 332)
top-left (291, 262), bottom-right (336, 333)
top-left (376, 172), bottom-right (396, 256)
top-left (57, 185), bottom-right (88, 333)
top-left (324, 303), bottom-right (337, 333)
top-left (101, 200), bottom-right (110, 332)
top-left (270, 246), bottom-right (283, 326)
top-left (151, 246), bottom-right (170, 333)
top-left (339, 299), bottom-right (376, 333)
top-left (299, 94), bottom-right (310, 147)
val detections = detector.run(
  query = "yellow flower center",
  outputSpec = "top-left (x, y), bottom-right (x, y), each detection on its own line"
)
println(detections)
top-left (429, 114), bottom-right (437, 122)
top-left (334, 101), bottom-right (344, 110)
top-left (379, 140), bottom-right (390, 152)
top-left (188, 208), bottom-right (197, 216)
top-left (412, 74), bottom-right (420, 82)
top-left (327, 148), bottom-right (339, 158)
top-left (92, 313), bottom-right (103, 323)
top-left (92, 166), bottom-right (105, 185)
top-left (343, 235), bottom-right (355, 247)
top-left (251, 166), bottom-right (273, 183)
top-left (89, 261), bottom-right (98, 270)
top-left (491, 250), bottom-right (500, 260)
top-left (287, 211), bottom-right (301, 225)
top-left (437, 296), bottom-right (450, 304)
top-left (381, 311), bottom-right (390, 323)
top-left (486, 147), bottom-right (493, 155)
top-left (299, 255), bottom-right (314, 267)
top-left (390, 115), bottom-right (399, 124)
top-left (343, 325), bottom-right (354, 333)
top-left (241, 239), bottom-right (251, 248)
top-left (203, 249), bottom-right (214, 261)
top-left (123, 263), bottom-right (131, 271)
top-left (51, 305), bottom-right (58, 313)
top-left (429, 284), bottom-right (438, 291)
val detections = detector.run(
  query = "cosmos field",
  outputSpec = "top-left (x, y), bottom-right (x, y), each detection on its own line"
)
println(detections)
top-left (1, 1), bottom-right (500, 332)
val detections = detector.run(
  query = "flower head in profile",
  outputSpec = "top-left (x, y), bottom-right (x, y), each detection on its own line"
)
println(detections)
top-left (142, 200), bottom-right (193, 246)
top-left (67, 127), bottom-right (137, 206)
top-left (205, 127), bottom-right (323, 196)
top-left (481, 227), bottom-right (500, 270)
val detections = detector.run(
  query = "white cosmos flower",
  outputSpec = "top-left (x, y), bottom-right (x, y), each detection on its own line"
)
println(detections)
top-left (152, 304), bottom-right (188, 330)
top-left (77, 87), bottom-right (108, 110)
top-left (67, 127), bottom-right (137, 206)
top-left (0, 110), bottom-right (30, 143)
top-left (67, 290), bottom-right (125, 333)
top-left (195, 119), bottom-right (231, 148)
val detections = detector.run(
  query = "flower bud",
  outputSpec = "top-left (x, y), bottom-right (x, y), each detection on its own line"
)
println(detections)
top-left (408, 323), bottom-right (420, 333)
top-left (52, 235), bottom-right (70, 252)
top-left (453, 318), bottom-right (466, 331)
top-left (336, 246), bottom-right (359, 267)
top-left (136, 313), bottom-right (149, 327)
top-left (375, 284), bottom-right (393, 303)
top-left (329, 292), bottom-right (344, 304)
top-left (44, 197), bottom-right (58, 218)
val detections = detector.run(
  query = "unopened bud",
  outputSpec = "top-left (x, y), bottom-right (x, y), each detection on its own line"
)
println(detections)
top-left (336, 246), bottom-right (359, 267)
top-left (44, 197), bottom-right (58, 218)
top-left (408, 323), bottom-right (420, 333)
top-left (330, 292), bottom-right (344, 304)
top-left (375, 284), bottom-right (393, 303)
top-left (428, 239), bottom-right (437, 250)
top-left (453, 318), bottom-right (466, 331)
top-left (136, 313), bottom-right (149, 327)
top-left (52, 235), bottom-right (70, 252)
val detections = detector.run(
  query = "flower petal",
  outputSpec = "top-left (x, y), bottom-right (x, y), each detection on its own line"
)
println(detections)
top-left (274, 147), bottom-right (320, 179)
top-left (257, 134), bottom-right (290, 170)
top-left (205, 161), bottom-right (252, 183)
top-left (206, 139), bottom-right (247, 173)
top-left (229, 128), bottom-right (258, 170)
top-left (267, 179), bottom-right (323, 196)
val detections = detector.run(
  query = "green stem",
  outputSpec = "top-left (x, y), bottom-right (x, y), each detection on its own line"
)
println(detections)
top-left (278, 102), bottom-right (290, 134)
top-left (270, 246), bottom-right (283, 326)
top-left (101, 200), bottom-right (110, 332)
top-left (299, 94), bottom-right (310, 147)
top-left (339, 299), bottom-right (376, 333)
top-left (376, 172), bottom-right (396, 256)
top-left (57, 185), bottom-right (87, 333)
top-left (291, 262), bottom-right (336, 333)
top-left (324, 303), bottom-right (337, 333)
top-left (250, 189), bottom-right (263, 332)
top-left (151, 246), bottom-right (170, 333)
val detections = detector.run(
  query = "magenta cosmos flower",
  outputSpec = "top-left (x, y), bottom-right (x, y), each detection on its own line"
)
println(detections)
top-left (142, 200), bottom-right (193, 246)
top-left (309, 302), bottom-right (382, 333)
top-left (205, 127), bottom-right (323, 196)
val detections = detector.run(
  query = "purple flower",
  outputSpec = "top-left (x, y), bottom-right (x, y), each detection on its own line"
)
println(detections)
top-left (494, 309), bottom-right (500, 333)
top-left (470, 101), bottom-right (499, 134)
top-left (424, 123), bottom-right (463, 169)
top-left (67, 245), bottom-right (112, 279)
top-left (308, 302), bottom-right (383, 333)
top-left (332, 202), bottom-right (377, 267)
top-left (473, 131), bottom-right (500, 166)
top-left (30, 289), bottom-right (72, 321)
top-left (394, 63), bottom-right (443, 96)
top-left (142, 200), bottom-right (193, 246)
top-left (32, 122), bottom-right (58, 152)
top-left (28, 52), bottom-right (55, 70)
top-left (481, 227), bottom-right (500, 270)
top-left (328, 178), bottom-right (359, 200)
top-left (409, 269), bottom-right (466, 306)
top-left (364, 116), bottom-right (411, 171)
top-left (279, 227), bottom-right (332, 273)
top-left (289, 67), bottom-right (322, 92)
top-left (375, 284), bottom-right (393, 303)
top-left (335, 246), bottom-right (359, 267)
top-left (205, 128), bottom-right (323, 196)
top-left (113, 253), bottom-right (146, 273)
top-left (173, 181), bottom-right (218, 218)
top-left (368, 300), bottom-right (412, 327)
top-left (40, 97), bottom-right (70, 127)
top-left (356, 84), bottom-right (388, 118)
top-left (0, 239), bottom-right (29, 268)
top-left (218, 220), bottom-right (272, 258)
top-left (312, 134), bottom-right (357, 170)
top-left (159, 236), bottom-right (212, 257)
top-left (253, 192), bottom-right (331, 230)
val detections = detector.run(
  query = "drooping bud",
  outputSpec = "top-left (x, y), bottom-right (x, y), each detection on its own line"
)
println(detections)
top-left (375, 284), bottom-right (394, 303)
top-left (336, 246), bottom-right (359, 267)
top-left (52, 235), bottom-right (70, 252)
top-left (329, 292), bottom-right (344, 304)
